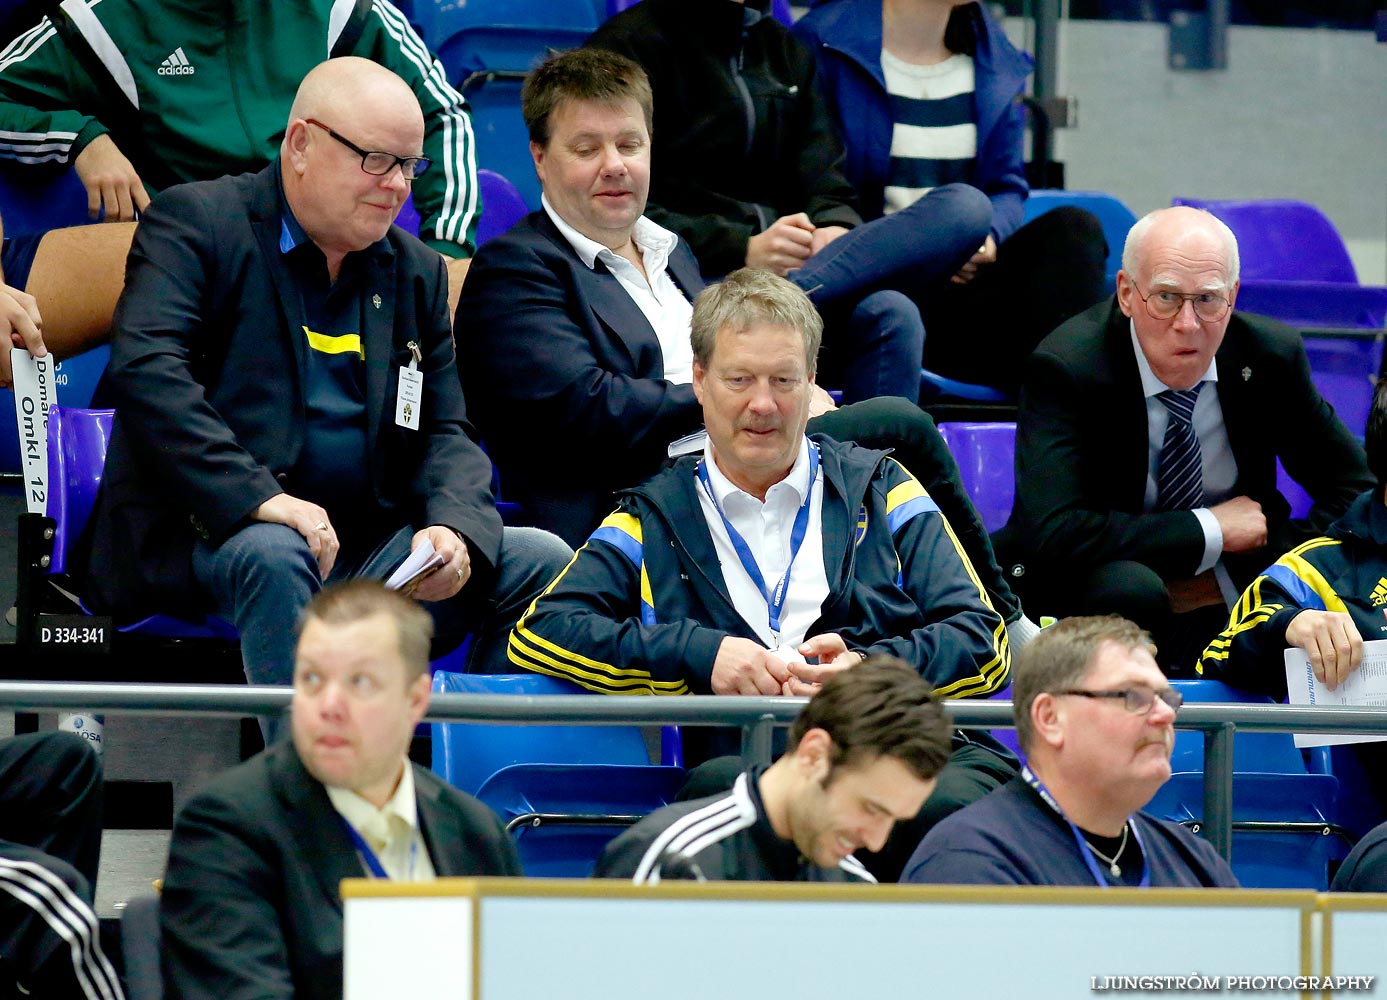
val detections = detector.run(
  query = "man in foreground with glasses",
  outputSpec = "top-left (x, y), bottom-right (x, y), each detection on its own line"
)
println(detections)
top-left (904, 615), bottom-right (1237, 887)
top-left (1011, 206), bottom-right (1370, 674)
top-left (82, 58), bottom-right (571, 698)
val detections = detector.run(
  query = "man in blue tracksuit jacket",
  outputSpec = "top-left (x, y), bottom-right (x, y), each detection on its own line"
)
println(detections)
top-left (509, 266), bottom-right (1012, 881)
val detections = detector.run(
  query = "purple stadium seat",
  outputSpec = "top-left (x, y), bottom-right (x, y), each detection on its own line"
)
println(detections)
top-left (475, 168), bottom-right (529, 245)
top-left (1172, 197), bottom-right (1387, 331)
top-left (936, 421), bottom-right (1016, 534)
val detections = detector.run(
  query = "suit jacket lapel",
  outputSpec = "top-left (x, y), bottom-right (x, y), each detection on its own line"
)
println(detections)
top-left (414, 767), bottom-right (468, 877)
top-left (1213, 321), bottom-right (1255, 486)
top-left (269, 746), bottom-right (364, 912)
top-left (1103, 303), bottom-right (1156, 509)
top-left (361, 250), bottom-right (397, 473)
top-left (537, 213), bottom-right (683, 378)
top-left (248, 168), bottom-right (309, 406)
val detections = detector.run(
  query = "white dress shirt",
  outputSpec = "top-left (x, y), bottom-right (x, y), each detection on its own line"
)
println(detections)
top-left (543, 195), bottom-right (695, 385)
top-left (326, 761), bottom-right (436, 882)
top-left (694, 437), bottom-right (830, 659)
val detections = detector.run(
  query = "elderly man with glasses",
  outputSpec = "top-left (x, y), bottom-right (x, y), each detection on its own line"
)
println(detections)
top-left (904, 615), bottom-right (1238, 887)
top-left (82, 58), bottom-right (571, 703)
top-left (1008, 206), bottom-right (1371, 676)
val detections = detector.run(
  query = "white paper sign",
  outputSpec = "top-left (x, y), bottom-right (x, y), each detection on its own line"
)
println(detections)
top-left (11, 347), bottom-right (53, 514)
top-left (1283, 639), bottom-right (1387, 747)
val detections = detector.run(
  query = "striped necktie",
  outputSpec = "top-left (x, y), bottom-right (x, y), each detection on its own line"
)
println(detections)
top-left (1156, 385), bottom-right (1205, 512)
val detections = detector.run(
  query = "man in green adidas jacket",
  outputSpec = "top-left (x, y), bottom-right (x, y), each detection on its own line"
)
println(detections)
top-left (0, 0), bottom-right (479, 277)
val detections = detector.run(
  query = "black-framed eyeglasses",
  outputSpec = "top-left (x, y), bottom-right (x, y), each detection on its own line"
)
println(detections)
top-left (1052, 687), bottom-right (1184, 715)
top-left (1133, 283), bottom-right (1231, 323)
top-left (304, 118), bottom-right (431, 180)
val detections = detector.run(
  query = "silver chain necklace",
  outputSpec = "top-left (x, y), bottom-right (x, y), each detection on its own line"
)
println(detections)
top-left (1083, 822), bottom-right (1130, 878)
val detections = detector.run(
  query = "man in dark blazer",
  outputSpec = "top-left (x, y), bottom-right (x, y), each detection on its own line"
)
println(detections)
top-left (455, 48), bottom-right (1039, 650)
top-left (84, 58), bottom-right (569, 688)
top-left (160, 580), bottom-right (520, 1000)
top-left (1013, 206), bottom-right (1372, 671)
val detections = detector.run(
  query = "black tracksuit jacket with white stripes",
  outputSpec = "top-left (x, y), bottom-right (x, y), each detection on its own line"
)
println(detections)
top-left (593, 768), bottom-right (874, 884)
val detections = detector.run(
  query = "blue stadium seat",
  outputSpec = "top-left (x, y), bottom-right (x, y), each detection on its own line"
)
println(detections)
top-left (1023, 189), bottom-right (1138, 295)
top-left (936, 421), bottom-right (1016, 534)
top-left (431, 0), bottom-right (601, 211)
top-left (431, 671), bottom-right (685, 876)
top-left (605, 0), bottom-right (794, 25)
top-left (918, 368), bottom-right (1014, 407)
top-left (41, 406), bottom-right (237, 639)
top-left (1144, 679), bottom-right (1351, 889)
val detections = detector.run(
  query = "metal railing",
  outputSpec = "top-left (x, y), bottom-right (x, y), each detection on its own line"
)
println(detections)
top-left (4, 681), bottom-right (1387, 861)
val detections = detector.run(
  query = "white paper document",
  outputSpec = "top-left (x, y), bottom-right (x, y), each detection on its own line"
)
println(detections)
top-left (1284, 639), bottom-right (1387, 747)
top-left (384, 538), bottom-right (444, 593)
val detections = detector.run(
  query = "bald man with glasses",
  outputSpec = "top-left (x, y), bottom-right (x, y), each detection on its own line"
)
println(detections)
top-left (904, 615), bottom-right (1237, 888)
top-left (1009, 207), bottom-right (1371, 676)
top-left (83, 59), bottom-right (571, 700)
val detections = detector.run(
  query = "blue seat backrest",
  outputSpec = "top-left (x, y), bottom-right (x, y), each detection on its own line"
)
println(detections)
top-left (430, 0), bottom-right (599, 73)
top-left (45, 406), bottom-right (114, 575)
top-left (936, 421), bottom-right (1016, 534)
top-left (1171, 197), bottom-right (1358, 284)
top-left (1022, 189), bottom-right (1137, 291)
top-left (475, 169), bottom-right (529, 245)
top-left (1168, 679), bottom-right (1307, 774)
top-left (606, 0), bottom-right (793, 24)
top-left (431, 672), bottom-right (660, 796)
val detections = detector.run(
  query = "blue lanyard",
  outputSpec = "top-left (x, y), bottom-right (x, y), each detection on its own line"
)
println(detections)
top-left (341, 817), bottom-right (418, 880)
top-left (1021, 766), bottom-right (1149, 889)
top-left (696, 443), bottom-right (819, 638)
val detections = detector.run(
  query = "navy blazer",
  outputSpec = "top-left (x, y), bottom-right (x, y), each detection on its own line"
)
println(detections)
top-left (86, 163), bottom-right (501, 617)
top-left (1013, 297), bottom-right (1373, 589)
top-left (159, 743), bottom-right (520, 1000)
top-left (456, 211), bottom-right (706, 545)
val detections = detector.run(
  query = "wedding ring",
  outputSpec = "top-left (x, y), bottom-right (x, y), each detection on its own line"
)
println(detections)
top-left (315, 522), bottom-right (329, 532)
top-left (456, 567), bottom-right (464, 580)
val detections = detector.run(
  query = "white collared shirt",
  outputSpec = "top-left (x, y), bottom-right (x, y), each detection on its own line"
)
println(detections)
top-left (542, 195), bottom-right (695, 385)
top-left (1130, 324), bottom-right (1238, 595)
top-left (326, 761), bottom-right (436, 882)
top-left (695, 437), bottom-right (830, 657)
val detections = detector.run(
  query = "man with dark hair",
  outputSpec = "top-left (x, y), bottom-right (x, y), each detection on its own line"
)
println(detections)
top-left (595, 657), bottom-right (951, 883)
top-left (84, 58), bottom-right (571, 693)
top-left (458, 46), bottom-right (1037, 651)
top-left (0, 733), bottom-right (122, 1000)
top-left (509, 265), bottom-right (1015, 882)
top-left (160, 579), bottom-right (521, 1000)
top-left (1012, 206), bottom-right (1372, 674)
top-left (904, 615), bottom-right (1237, 887)
top-left (584, 0), bottom-right (995, 405)
top-left (0, 0), bottom-right (480, 282)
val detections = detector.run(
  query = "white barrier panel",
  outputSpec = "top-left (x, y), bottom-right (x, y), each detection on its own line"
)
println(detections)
top-left (344, 880), bottom-right (1319, 999)
top-left (1321, 894), bottom-right (1387, 987)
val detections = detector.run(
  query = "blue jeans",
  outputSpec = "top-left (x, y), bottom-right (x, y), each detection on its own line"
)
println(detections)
top-left (191, 523), bottom-right (572, 688)
top-left (789, 183), bottom-right (992, 402)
